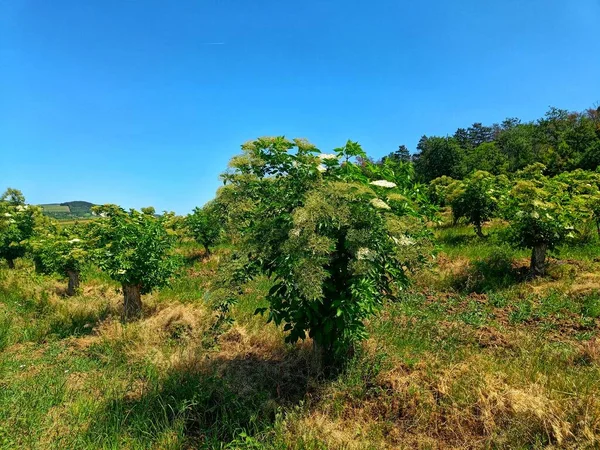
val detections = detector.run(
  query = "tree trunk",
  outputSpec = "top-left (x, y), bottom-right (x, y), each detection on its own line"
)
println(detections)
top-left (66, 270), bottom-right (80, 297)
top-left (6, 258), bottom-right (15, 269)
top-left (596, 219), bottom-right (600, 238)
top-left (203, 243), bottom-right (211, 256)
top-left (475, 223), bottom-right (485, 238)
top-left (530, 244), bottom-right (548, 278)
top-left (312, 340), bottom-right (336, 375)
top-left (122, 284), bottom-right (143, 321)
top-left (312, 340), bottom-right (327, 373)
top-left (34, 257), bottom-right (44, 274)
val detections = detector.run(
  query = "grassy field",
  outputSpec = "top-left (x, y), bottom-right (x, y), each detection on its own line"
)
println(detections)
top-left (1, 220), bottom-right (599, 449)
top-left (39, 201), bottom-right (96, 221)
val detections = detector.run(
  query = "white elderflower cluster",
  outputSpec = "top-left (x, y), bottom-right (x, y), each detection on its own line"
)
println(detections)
top-left (370, 198), bottom-right (391, 210)
top-left (319, 153), bottom-right (339, 160)
top-left (356, 247), bottom-right (373, 260)
top-left (397, 235), bottom-right (415, 246)
top-left (370, 180), bottom-right (397, 188)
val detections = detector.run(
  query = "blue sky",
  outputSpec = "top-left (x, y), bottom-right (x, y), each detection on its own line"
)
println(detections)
top-left (1, 0), bottom-right (599, 214)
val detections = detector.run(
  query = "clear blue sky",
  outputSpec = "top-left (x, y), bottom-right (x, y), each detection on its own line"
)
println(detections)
top-left (1, 0), bottom-right (599, 214)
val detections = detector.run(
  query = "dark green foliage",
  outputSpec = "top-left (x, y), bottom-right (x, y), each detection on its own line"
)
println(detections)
top-left (497, 122), bottom-right (537, 172)
top-left (449, 171), bottom-right (507, 237)
top-left (413, 105), bottom-right (600, 181)
top-left (454, 123), bottom-right (496, 149)
top-left (413, 136), bottom-right (464, 181)
top-left (185, 202), bottom-right (222, 255)
top-left (460, 142), bottom-right (509, 175)
top-left (382, 144), bottom-right (411, 163)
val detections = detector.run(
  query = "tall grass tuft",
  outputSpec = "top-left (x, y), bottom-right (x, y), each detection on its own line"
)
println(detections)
top-left (0, 312), bottom-right (12, 351)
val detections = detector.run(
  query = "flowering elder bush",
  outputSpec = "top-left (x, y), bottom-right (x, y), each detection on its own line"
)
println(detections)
top-left (0, 189), bottom-right (40, 269)
top-left (376, 158), bottom-right (416, 190)
top-left (368, 179), bottom-right (414, 217)
top-left (28, 224), bottom-right (90, 296)
top-left (219, 136), bottom-right (324, 254)
top-left (218, 137), bottom-right (432, 366)
top-left (364, 161), bottom-right (438, 220)
top-left (89, 205), bottom-right (180, 320)
top-left (428, 176), bottom-right (456, 207)
top-left (554, 169), bottom-right (600, 237)
top-left (514, 162), bottom-right (547, 180)
top-left (185, 201), bottom-right (222, 255)
top-left (163, 213), bottom-right (187, 237)
top-left (324, 145), bottom-right (438, 220)
top-left (504, 170), bottom-right (576, 277)
top-left (449, 171), bottom-right (508, 238)
top-left (262, 182), bottom-right (432, 364)
top-left (315, 140), bottom-right (371, 182)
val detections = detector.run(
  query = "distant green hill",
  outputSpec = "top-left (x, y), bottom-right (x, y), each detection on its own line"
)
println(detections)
top-left (40, 201), bottom-right (96, 220)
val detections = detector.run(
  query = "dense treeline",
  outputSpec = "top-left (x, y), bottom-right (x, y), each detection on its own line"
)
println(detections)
top-left (408, 105), bottom-right (600, 181)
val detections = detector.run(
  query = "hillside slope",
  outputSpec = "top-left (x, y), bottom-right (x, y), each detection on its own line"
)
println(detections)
top-left (39, 201), bottom-right (96, 219)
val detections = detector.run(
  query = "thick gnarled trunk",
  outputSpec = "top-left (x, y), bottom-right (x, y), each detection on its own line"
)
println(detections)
top-left (530, 244), bottom-right (548, 278)
top-left (122, 284), bottom-right (142, 320)
top-left (6, 258), bottom-right (15, 269)
top-left (66, 270), bottom-right (80, 297)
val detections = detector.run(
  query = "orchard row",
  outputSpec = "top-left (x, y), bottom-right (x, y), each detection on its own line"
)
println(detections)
top-left (2, 137), bottom-right (599, 366)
